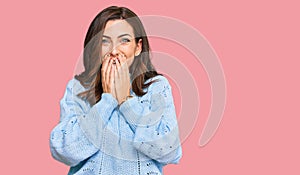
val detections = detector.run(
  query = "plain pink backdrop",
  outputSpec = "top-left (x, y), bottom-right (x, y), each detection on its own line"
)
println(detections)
top-left (1, 0), bottom-right (299, 174)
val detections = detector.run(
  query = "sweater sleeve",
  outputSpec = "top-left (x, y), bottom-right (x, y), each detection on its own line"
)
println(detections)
top-left (50, 79), bottom-right (118, 167)
top-left (119, 76), bottom-right (182, 165)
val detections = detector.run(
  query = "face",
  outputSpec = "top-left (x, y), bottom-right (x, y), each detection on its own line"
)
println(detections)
top-left (101, 19), bottom-right (142, 67)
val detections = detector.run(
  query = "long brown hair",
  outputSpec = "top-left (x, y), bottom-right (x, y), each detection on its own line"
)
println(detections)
top-left (75, 6), bottom-right (161, 106)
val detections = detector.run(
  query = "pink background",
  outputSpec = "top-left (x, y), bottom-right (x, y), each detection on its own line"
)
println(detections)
top-left (1, 0), bottom-right (299, 174)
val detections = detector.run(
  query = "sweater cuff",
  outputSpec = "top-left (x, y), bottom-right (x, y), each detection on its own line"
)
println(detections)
top-left (118, 96), bottom-right (143, 131)
top-left (78, 93), bottom-right (118, 148)
top-left (95, 93), bottom-right (118, 121)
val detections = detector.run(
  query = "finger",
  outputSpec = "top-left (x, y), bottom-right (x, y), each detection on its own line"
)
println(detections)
top-left (116, 54), bottom-right (125, 77)
top-left (116, 54), bottom-right (130, 88)
top-left (119, 53), bottom-right (126, 62)
top-left (118, 53), bottom-right (126, 66)
top-left (110, 63), bottom-right (115, 92)
top-left (101, 53), bottom-right (110, 70)
top-left (101, 70), bottom-right (107, 92)
top-left (115, 57), bottom-right (121, 79)
top-left (118, 54), bottom-right (129, 79)
top-left (101, 53), bottom-right (109, 64)
top-left (106, 58), bottom-right (113, 88)
top-left (101, 54), bottom-right (110, 80)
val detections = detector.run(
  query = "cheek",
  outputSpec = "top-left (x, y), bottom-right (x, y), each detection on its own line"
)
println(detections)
top-left (101, 46), bottom-right (110, 57)
top-left (121, 45), bottom-right (136, 59)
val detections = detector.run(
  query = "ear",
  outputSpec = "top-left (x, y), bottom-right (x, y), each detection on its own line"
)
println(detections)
top-left (135, 39), bottom-right (142, 56)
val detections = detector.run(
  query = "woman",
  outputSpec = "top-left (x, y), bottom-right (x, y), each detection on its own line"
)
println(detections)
top-left (50, 6), bottom-right (182, 175)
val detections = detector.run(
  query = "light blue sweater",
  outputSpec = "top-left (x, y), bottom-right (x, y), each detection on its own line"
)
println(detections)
top-left (50, 75), bottom-right (182, 175)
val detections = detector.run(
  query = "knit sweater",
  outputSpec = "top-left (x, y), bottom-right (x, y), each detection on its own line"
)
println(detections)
top-left (50, 75), bottom-right (182, 175)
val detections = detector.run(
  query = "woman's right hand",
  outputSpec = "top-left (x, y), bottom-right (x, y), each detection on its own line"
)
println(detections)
top-left (101, 54), bottom-right (117, 99)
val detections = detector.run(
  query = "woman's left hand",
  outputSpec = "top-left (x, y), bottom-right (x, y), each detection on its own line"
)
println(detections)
top-left (114, 53), bottom-right (131, 105)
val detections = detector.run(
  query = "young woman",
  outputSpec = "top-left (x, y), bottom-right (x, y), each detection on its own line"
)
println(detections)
top-left (50, 6), bottom-right (182, 175)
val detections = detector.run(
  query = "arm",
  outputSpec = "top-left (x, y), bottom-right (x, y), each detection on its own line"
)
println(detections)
top-left (50, 79), bottom-right (118, 166)
top-left (119, 76), bottom-right (182, 165)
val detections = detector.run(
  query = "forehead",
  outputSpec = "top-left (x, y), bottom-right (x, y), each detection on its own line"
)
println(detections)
top-left (103, 19), bottom-right (134, 36)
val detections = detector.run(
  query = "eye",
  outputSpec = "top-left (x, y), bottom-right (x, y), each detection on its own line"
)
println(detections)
top-left (102, 39), bottom-right (110, 45)
top-left (121, 38), bottom-right (131, 44)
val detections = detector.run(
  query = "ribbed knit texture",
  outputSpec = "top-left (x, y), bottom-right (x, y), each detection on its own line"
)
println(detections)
top-left (50, 75), bottom-right (182, 175)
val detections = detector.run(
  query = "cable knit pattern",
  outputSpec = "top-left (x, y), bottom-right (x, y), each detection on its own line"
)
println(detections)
top-left (50, 75), bottom-right (182, 175)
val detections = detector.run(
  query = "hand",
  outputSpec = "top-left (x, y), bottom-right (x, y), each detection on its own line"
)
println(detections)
top-left (114, 53), bottom-right (131, 104)
top-left (101, 54), bottom-right (117, 99)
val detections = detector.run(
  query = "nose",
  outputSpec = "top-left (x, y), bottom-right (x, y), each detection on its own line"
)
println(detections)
top-left (110, 44), bottom-right (121, 57)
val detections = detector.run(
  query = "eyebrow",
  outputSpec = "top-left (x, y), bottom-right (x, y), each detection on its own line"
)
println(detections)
top-left (103, 34), bottom-right (132, 39)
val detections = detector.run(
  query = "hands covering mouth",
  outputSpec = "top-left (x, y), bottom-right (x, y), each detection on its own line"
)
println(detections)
top-left (101, 52), bottom-right (131, 105)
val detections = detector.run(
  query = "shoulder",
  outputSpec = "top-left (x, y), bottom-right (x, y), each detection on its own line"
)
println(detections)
top-left (143, 75), bottom-right (174, 106)
top-left (147, 75), bottom-right (168, 83)
top-left (146, 75), bottom-right (169, 85)
top-left (60, 78), bottom-right (84, 100)
top-left (145, 75), bottom-right (172, 92)
top-left (61, 78), bottom-right (91, 109)
top-left (64, 77), bottom-right (86, 94)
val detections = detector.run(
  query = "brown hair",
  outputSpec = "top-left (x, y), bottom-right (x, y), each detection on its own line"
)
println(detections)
top-left (75, 6), bottom-right (162, 106)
